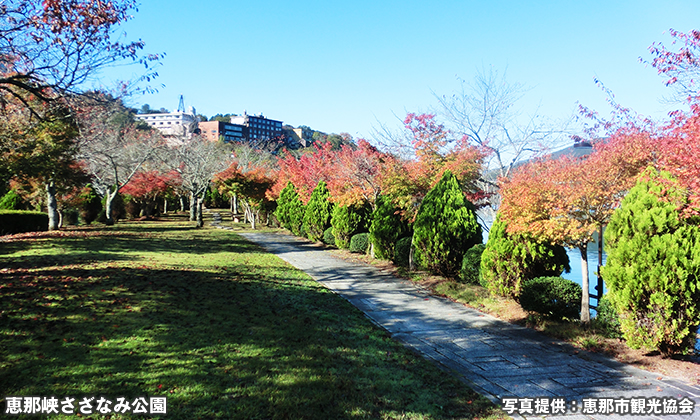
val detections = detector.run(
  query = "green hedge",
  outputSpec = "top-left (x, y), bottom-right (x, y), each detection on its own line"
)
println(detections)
top-left (0, 210), bottom-right (49, 235)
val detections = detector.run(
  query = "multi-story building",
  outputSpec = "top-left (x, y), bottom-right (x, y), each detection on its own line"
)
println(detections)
top-left (198, 121), bottom-right (246, 143)
top-left (135, 107), bottom-right (198, 138)
top-left (230, 112), bottom-right (283, 141)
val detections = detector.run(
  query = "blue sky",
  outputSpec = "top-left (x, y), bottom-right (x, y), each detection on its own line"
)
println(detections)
top-left (98, 0), bottom-right (700, 140)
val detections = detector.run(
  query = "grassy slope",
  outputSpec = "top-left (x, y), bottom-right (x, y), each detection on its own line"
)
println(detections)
top-left (0, 217), bottom-right (506, 420)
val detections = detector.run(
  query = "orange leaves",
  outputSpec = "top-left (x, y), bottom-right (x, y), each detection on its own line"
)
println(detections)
top-left (501, 131), bottom-right (655, 247)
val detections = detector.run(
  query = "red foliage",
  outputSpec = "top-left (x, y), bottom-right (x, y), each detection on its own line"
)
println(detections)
top-left (121, 170), bottom-right (181, 200)
top-left (272, 140), bottom-right (389, 207)
top-left (657, 103), bottom-right (700, 212)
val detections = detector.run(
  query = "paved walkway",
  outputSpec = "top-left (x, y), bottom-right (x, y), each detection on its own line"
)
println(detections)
top-left (231, 227), bottom-right (700, 419)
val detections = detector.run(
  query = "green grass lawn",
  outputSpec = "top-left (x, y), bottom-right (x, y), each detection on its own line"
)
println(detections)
top-left (0, 216), bottom-right (506, 420)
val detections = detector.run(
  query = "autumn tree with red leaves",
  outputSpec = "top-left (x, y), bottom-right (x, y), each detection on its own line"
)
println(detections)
top-left (0, 0), bottom-right (160, 110)
top-left (214, 162), bottom-right (274, 229)
top-left (648, 28), bottom-right (700, 101)
top-left (120, 170), bottom-right (180, 217)
top-left (379, 113), bottom-right (485, 222)
top-left (499, 130), bottom-right (654, 323)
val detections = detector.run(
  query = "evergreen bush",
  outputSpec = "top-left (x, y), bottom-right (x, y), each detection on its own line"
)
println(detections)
top-left (592, 294), bottom-right (622, 339)
top-left (0, 189), bottom-right (26, 210)
top-left (413, 170), bottom-right (482, 277)
top-left (394, 236), bottom-right (412, 267)
top-left (519, 276), bottom-right (581, 320)
top-left (275, 182), bottom-right (305, 236)
top-left (369, 194), bottom-right (411, 260)
top-left (349, 232), bottom-right (370, 254)
top-left (602, 169), bottom-right (700, 354)
top-left (78, 184), bottom-right (103, 224)
top-left (331, 202), bottom-right (371, 249)
top-left (480, 214), bottom-right (570, 298)
top-left (0, 210), bottom-right (49, 235)
top-left (303, 181), bottom-right (333, 242)
top-left (460, 244), bottom-right (485, 284)
top-left (323, 227), bottom-right (336, 246)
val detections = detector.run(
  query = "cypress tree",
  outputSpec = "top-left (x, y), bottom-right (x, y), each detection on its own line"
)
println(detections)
top-left (480, 213), bottom-right (570, 298)
top-left (602, 169), bottom-right (700, 355)
top-left (413, 170), bottom-right (482, 277)
top-left (303, 181), bottom-right (333, 242)
top-left (369, 194), bottom-right (411, 260)
top-left (275, 182), bottom-right (305, 236)
top-left (331, 202), bottom-right (371, 249)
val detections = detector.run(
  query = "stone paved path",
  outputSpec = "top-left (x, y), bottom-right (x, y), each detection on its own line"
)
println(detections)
top-left (230, 227), bottom-right (700, 419)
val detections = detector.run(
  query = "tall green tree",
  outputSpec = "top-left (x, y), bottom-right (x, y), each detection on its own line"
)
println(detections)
top-left (412, 170), bottom-right (482, 277)
top-left (303, 181), bottom-right (333, 242)
top-left (602, 169), bottom-right (700, 355)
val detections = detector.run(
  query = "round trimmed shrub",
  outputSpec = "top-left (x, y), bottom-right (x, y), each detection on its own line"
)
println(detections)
top-left (602, 169), bottom-right (700, 354)
top-left (519, 276), bottom-right (581, 320)
top-left (460, 244), bottom-right (485, 284)
top-left (349, 232), bottom-right (370, 254)
top-left (394, 236), bottom-right (412, 267)
top-left (412, 170), bottom-right (482, 277)
top-left (323, 226), bottom-right (336, 246)
top-left (480, 214), bottom-right (570, 298)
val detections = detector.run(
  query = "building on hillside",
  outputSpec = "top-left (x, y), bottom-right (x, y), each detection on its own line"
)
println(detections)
top-left (198, 120), bottom-right (246, 143)
top-left (230, 112), bottom-right (283, 141)
top-left (282, 125), bottom-right (313, 148)
top-left (135, 107), bottom-right (199, 138)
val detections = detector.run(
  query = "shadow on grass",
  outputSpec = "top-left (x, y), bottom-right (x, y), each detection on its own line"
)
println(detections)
top-left (1, 231), bottom-right (496, 419)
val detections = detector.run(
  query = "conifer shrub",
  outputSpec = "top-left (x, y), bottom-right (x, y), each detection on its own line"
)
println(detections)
top-left (303, 181), bottom-right (333, 242)
top-left (78, 184), bottom-right (103, 225)
top-left (413, 170), bottom-right (482, 277)
top-left (323, 227), bottom-right (336, 246)
top-left (331, 202), bottom-right (371, 249)
top-left (369, 194), bottom-right (411, 260)
top-left (602, 169), bottom-right (700, 354)
top-left (519, 276), bottom-right (581, 320)
top-left (480, 214), bottom-right (570, 298)
top-left (275, 182), bottom-right (305, 236)
top-left (349, 232), bottom-right (370, 254)
top-left (460, 244), bottom-right (485, 284)
top-left (592, 294), bottom-right (622, 339)
top-left (0, 210), bottom-right (48, 234)
top-left (394, 236), bottom-right (412, 267)
top-left (0, 189), bottom-right (26, 210)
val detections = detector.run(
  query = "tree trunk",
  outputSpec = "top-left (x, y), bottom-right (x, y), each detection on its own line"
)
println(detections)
top-left (596, 224), bottom-right (604, 305)
top-left (164, 197), bottom-right (168, 214)
top-left (408, 236), bottom-right (416, 271)
top-left (189, 191), bottom-right (197, 221)
top-left (233, 193), bottom-right (239, 214)
top-left (579, 244), bottom-right (590, 324)
top-left (104, 188), bottom-right (118, 226)
top-left (196, 196), bottom-right (204, 228)
top-left (179, 195), bottom-right (185, 212)
top-left (46, 181), bottom-right (59, 231)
